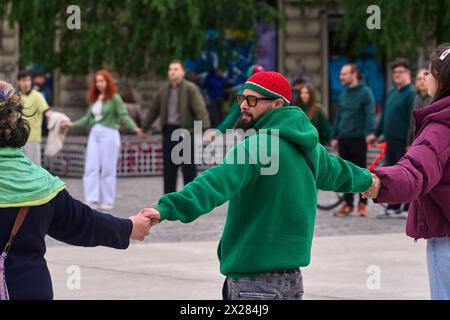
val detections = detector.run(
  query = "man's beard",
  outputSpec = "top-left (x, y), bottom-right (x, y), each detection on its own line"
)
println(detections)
top-left (236, 112), bottom-right (257, 130)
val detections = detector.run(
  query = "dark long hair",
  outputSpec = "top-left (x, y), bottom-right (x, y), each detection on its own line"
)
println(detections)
top-left (429, 43), bottom-right (450, 102)
top-left (297, 83), bottom-right (320, 119)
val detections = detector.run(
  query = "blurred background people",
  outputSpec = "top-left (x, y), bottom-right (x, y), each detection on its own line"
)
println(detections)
top-left (142, 60), bottom-right (210, 194)
top-left (407, 69), bottom-right (433, 146)
top-left (17, 70), bottom-right (53, 166)
top-left (331, 63), bottom-right (375, 217)
top-left (373, 58), bottom-right (416, 219)
top-left (295, 83), bottom-right (331, 145)
top-left (61, 70), bottom-right (145, 210)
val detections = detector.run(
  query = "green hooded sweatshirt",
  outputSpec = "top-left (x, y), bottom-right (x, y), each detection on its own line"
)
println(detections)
top-left (155, 106), bottom-right (372, 278)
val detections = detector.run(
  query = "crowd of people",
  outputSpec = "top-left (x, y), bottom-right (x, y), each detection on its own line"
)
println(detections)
top-left (0, 43), bottom-right (449, 300)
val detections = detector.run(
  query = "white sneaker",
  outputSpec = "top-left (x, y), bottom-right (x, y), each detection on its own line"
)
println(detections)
top-left (394, 210), bottom-right (408, 219)
top-left (85, 202), bottom-right (99, 210)
top-left (376, 209), bottom-right (399, 219)
top-left (99, 204), bottom-right (114, 211)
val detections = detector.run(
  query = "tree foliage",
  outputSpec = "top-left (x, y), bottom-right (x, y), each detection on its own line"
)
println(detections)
top-left (338, 0), bottom-right (450, 63)
top-left (0, 0), bottom-right (279, 76)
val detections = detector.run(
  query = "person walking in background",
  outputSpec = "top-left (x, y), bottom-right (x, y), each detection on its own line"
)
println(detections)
top-left (370, 58), bottom-right (416, 219)
top-left (142, 60), bottom-right (210, 194)
top-left (205, 68), bottom-right (226, 128)
top-left (0, 81), bottom-right (151, 300)
top-left (295, 83), bottom-right (331, 145)
top-left (32, 72), bottom-right (52, 105)
top-left (32, 71), bottom-right (53, 137)
top-left (331, 63), bottom-right (375, 217)
top-left (363, 44), bottom-right (450, 300)
top-left (17, 70), bottom-right (54, 166)
top-left (407, 69), bottom-right (433, 146)
top-left (61, 70), bottom-right (145, 210)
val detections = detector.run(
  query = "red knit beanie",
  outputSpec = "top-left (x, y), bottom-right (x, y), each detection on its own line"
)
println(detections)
top-left (242, 71), bottom-right (292, 106)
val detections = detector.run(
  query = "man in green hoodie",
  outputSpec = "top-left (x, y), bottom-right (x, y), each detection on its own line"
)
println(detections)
top-left (140, 72), bottom-right (376, 300)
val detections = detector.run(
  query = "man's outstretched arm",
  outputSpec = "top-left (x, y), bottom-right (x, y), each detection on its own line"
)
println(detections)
top-left (316, 144), bottom-right (373, 193)
top-left (144, 143), bottom-right (257, 223)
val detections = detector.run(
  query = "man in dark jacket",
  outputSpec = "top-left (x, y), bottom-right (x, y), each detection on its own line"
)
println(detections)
top-left (331, 63), bottom-right (375, 217)
top-left (371, 58), bottom-right (416, 219)
top-left (142, 60), bottom-right (210, 194)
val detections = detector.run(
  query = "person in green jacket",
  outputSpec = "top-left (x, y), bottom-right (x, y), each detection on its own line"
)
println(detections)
top-left (61, 70), bottom-right (145, 210)
top-left (295, 82), bottom-right (331, 145)
top-left (140, 72), bottom-right (376, 300)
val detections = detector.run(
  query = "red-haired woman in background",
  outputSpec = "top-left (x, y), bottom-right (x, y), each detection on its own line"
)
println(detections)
top-left (61, 70), bottom-right (145, 210)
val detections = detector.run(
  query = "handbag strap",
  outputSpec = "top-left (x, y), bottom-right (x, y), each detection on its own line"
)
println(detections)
top-left (2, 207), bottom-right (29, 255)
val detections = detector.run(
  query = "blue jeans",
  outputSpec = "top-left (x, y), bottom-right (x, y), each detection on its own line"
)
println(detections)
top-left (222, 269), bottom-right (303, 300)
top-left (426, 237), bottom-right (450, 300)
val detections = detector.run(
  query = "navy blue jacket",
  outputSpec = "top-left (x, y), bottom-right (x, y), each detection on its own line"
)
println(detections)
top-left (0, 190), bottom-right (132, 300)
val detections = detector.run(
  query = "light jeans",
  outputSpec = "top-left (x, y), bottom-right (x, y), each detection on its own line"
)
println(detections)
top-left (23, 142), bottom-right (42, 166)
top-left (83, 124), bottom-right (121, 206)
top-left (426, 237), bottom-right (450, 300)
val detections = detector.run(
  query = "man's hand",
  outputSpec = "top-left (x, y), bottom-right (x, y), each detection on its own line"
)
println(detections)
top-left (203, 129), bottom-right (219, 143)
top-left (366, 134), bottom-right (377, 145)
top-left (129, 214), bottom-right (151, 241)
top-left (362, 173), bottom-right (381, 199)
top-left (139, 208), bottom-right (161, 226)
top-left (331, 139), bottom-right (338, 149)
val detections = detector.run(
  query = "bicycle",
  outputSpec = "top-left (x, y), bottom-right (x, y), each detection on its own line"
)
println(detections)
top-left (317, 142), bottom-right (387, 211)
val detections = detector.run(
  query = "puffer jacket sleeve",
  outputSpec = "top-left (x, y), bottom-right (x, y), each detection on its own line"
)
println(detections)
top-left (374, 122), bottom-right (450, 204)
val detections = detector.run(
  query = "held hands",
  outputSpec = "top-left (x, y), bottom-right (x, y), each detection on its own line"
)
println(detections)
top-left (134, 127), bottom-right (148, 139)
top-left (362, 173), bottom-right (382, 199)
top-left (128, 214), bottom-right (151, 241)
top-left (138, 208), bottom-right (161, 226)
top-left (128, 208), bottom-right (161, 241)
top-left (203, 129), bottom-right (219, 143)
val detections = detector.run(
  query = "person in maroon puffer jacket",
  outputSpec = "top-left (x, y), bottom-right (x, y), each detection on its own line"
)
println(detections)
top-left (363, 44), bottom-right (450, 300)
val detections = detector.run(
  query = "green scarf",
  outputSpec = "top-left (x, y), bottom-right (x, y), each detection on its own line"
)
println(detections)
top-left (0, 147), bottom-right (66, 208)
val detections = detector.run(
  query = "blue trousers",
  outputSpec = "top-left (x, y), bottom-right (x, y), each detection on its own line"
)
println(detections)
top-left (427, 237), bottom-right (450, 300)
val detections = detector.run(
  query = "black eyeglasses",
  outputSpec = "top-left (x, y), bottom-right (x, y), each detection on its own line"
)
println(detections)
top-left (236, 94), bottom-right (276, 107)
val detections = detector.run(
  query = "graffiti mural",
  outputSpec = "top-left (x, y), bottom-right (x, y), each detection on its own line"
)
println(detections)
top-left (184, 24), bottom-right (278, 101)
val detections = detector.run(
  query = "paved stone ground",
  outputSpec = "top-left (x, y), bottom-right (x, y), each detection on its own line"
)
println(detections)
top-left (44, 176), bottom-right (426, 300)
top-left (46, 176), bottom-right (406, 246)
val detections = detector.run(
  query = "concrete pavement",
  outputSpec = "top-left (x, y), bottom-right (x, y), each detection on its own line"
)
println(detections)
top-left (47, 232), bottom-right (429, 300)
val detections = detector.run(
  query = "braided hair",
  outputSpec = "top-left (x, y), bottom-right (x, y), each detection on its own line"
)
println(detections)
top-left (0, 81), bottom-right (30, 148)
